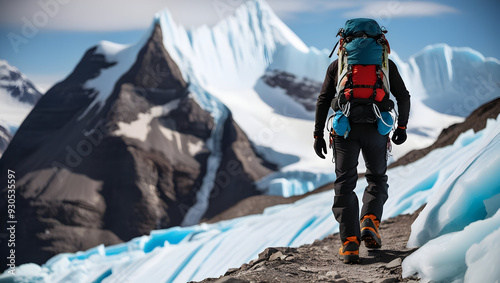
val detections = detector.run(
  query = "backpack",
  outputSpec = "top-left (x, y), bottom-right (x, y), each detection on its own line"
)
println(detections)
top-left (329, 18), bottom-right (394, 123)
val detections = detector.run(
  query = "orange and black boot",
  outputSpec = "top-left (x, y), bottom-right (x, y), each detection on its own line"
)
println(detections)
top-left (360, 214), bottom-right (382, 249)
top-left (338, 236), bottom-right (360, 264)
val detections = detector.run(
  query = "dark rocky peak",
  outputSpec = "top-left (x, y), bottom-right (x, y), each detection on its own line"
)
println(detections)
top-left (0, 22), bottom-right (274, 268)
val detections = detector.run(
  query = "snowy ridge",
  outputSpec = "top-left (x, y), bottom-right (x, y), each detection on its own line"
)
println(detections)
top-left (3, 114), bottom-right (498, 283)
top-left (78, 28), bottom-right (154, 119)
top-left (0, 60), bottom-right (42, 157)
top-left (0, 60), bottom-right (42, 100)
top-left (156, 0), bottom-right (327, 90)
top-left (0, 60), bottom-right (42, 133)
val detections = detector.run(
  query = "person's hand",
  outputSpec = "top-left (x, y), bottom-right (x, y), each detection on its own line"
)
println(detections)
top-left (314, 137), bottom-right (327, 159)
top-left (392, 127), bottom-right (407, 145)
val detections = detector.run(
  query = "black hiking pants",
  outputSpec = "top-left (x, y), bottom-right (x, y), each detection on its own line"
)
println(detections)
top-left (332, 122), bottom-right (389, 242)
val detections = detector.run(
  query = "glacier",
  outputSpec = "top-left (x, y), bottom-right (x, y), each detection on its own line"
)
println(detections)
top-left (401, 117), bottom-right (500, 282)
top-left (152, 0), bottom-right (500, 197)
top-left (402, 210), bottom-right (500, 282)
top-left (2, 114), bottom-right (498, 282)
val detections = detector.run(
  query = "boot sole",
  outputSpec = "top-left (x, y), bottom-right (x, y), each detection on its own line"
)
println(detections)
top-left (339, 254), bottom-right (360, 264)
top-left (361, 230), bottom-right (382, 249)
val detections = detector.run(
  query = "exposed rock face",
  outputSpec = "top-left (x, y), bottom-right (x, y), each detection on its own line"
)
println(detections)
top-left (261, 70), bottom-right (321, 112)
top-left (0, 24), bottom-right (274, 267)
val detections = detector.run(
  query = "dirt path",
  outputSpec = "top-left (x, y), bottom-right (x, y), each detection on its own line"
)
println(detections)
top-left (195, 209), bottom-right (423, 283)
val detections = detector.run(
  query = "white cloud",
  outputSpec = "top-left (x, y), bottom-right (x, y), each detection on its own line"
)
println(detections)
top-left (0, 0), bottom-right (293, 31)
top-left (0, 0), bottom-right (230, 31)
top-left (266, 0), bottom-right (358, 20)
top-left (343, 1), bottom-right (459, 19)
top-left (0, 0), bottom-right (459, 32)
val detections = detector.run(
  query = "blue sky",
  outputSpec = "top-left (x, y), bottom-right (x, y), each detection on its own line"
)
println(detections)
top-left (0, 0), bottom-right (499, 91)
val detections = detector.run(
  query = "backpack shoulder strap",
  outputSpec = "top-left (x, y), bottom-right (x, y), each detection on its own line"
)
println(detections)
top-left (336, 49), bottom-right (349, 96)
top-left (381, 46), bottom-right (390, 93)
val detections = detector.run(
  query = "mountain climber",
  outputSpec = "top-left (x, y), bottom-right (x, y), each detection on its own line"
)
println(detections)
top-left (313, 19), bottom-right (411, 263)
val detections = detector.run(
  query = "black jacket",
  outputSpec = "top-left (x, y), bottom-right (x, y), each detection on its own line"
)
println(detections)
top-left (314, 59), bottom-right (411, 137)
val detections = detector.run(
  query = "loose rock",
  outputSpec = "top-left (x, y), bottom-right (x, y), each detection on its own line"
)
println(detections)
top-left (386, 258), bottom-right (402, 269)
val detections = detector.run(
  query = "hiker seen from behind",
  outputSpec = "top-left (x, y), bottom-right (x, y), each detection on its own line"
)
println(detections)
top-left (313, 18), bottom-right (411, 264)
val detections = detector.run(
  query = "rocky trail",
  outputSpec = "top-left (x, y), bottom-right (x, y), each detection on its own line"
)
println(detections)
top-left (195, 208), bottom-right (423, 283)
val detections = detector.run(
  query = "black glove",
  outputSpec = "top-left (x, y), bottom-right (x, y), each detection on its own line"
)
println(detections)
top-left (392, 127), bottom-right (407, 145)
top-left (314, 137), bottom-right (327, 159)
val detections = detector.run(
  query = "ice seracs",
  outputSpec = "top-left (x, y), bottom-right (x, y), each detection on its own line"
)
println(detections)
top-left (401, 117), bottom-right (500, 281)
top-left (3, 113), bottom-right (499, 283)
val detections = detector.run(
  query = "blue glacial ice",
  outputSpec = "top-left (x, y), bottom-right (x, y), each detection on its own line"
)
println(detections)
top-left (2, 117), bottom-right (498, 283)
top-left (402, 116), bottom-right (500, 282)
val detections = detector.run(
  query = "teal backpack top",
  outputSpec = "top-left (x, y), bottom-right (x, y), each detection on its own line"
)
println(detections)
top-left (329, 18), bottom-right (389, 65)
top-left (343, 18), bottom-right (384, 65)
top-left (343, 18), bottom-right (382, 37)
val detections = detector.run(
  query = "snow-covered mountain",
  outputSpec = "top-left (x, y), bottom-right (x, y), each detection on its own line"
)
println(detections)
top-left (155, 0), bottom-right (335, 194)
top-left (0, 60), bottom-right (42, 105)
top-left (0, 24), bottom-right (275, 267)
top-left (0, 60), bottom-right (43, 156)
top-left (154, 0), bottom-right (500, 184)
top-left (0, 122), bottom-right (12, 156)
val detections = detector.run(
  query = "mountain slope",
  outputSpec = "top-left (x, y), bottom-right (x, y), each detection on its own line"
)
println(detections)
top-left (0, 23), bottom-right (274, 267)
top-left (0, 60), bottom-right (43, 156)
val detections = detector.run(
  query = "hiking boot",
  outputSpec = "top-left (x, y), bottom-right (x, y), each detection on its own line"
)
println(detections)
top-left (338, 236), bottom-right (360, 264)
top-left (361, 214), bottom-right (382, 249)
